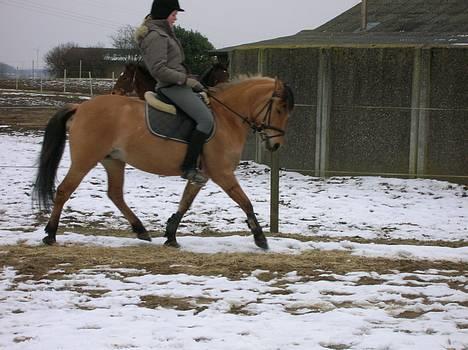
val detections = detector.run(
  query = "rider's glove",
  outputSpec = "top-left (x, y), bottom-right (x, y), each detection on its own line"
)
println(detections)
top-left (186, 78), bottom-right (205, 93)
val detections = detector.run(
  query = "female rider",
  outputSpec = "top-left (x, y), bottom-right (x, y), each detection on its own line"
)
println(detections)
top-left (136, 0), bottom-right (213, 185)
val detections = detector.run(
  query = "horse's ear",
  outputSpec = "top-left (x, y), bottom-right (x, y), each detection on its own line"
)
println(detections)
top-left (284, 83), bottom-right (295, 112)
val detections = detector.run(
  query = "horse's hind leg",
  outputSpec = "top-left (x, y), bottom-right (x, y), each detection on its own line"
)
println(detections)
top-left (211, 174), bottom-right (268, 250)
top-left (165, 181), bottom-right (204, 248)
top-left (101, 158), bottom-right (151, 241)
top-left (43, 165), bottom-right (90, 245)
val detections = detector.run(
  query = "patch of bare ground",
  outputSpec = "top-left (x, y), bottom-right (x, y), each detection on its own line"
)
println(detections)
top-left (0, 244), bottom-right (465, 284)
top-left (35, 225), bottom-right (467, 249)
top-left (0, 79), bottom-right (112, 95)
top-left (0, 107), bottom-right (55, 130)
top-left (0, 84), bottom-right (111, 130)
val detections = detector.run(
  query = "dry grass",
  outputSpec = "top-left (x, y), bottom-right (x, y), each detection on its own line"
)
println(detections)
top-left (0, 244), bottom-right (465, 284)
top-left (26, 224), bottom-right (468, 249)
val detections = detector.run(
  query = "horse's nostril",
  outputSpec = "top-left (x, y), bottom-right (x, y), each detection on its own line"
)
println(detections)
top-left (266, 142), bottom-right (280, 152)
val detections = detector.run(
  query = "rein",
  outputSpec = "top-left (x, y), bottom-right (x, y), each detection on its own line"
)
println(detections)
top-left (128, 68), bottom-right (138, 92)
top-left (207, 87), bottom-right (285, 139)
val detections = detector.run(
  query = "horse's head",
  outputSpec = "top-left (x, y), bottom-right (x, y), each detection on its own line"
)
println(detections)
top-left (111, 63), bottom-right (138, 95)
top-left (253, 79), bottom-right (295, 152)
top-left (199, 62), bottom-right (230, 87)
top-left (208, 76), bottom-right (294, 152)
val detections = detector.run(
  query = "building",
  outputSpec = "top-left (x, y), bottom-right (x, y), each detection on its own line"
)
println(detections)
top-left (218, 0), bottom-right (468, 183)
top-left (63, 48), bottom-right (139, 78)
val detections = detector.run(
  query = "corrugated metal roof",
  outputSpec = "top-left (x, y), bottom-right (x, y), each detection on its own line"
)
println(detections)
top-left (217, 0), bottom-right (468, 51)
top-left (317, 0), bottom-right (468, 33)
top-left (218, 32), bottom-right (468, 51)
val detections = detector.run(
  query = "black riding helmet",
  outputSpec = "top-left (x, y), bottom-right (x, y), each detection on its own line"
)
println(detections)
top-left (151, 0), bottom-right (184, 20)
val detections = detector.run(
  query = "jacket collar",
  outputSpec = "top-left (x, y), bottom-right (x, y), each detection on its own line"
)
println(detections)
top-left (147, 19), bottom-right (175, 36)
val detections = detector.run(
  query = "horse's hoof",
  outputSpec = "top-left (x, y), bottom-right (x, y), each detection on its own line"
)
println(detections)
top-left (254, 235), bottom-right (269, 250)
top-left (42, 236), bottom-right (56, 245)
top-left (137, 232), bottom-right (152, 242)
top-left (164, 239), bottom-right (180, 249)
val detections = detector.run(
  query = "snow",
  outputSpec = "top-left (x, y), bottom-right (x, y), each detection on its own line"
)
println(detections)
top-left (0, 90), bottom-right (91, 107)
top-left (0, 131), bottom-right (467, 350)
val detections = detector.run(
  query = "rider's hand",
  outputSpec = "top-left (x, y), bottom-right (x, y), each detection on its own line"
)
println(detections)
top-left (186, 78), bottom-right (205, 93)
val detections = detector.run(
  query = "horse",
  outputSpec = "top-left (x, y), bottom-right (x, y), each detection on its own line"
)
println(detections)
top-left (33, 76), bottom-right (294, 249)
top-left (198, 62), bottom-right (230, 87)
top-left (111, 62), bottom-right (229, 99)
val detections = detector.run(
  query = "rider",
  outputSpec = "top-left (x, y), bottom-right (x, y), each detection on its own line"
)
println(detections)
top-left (136, 0), bottom-right (213, 184)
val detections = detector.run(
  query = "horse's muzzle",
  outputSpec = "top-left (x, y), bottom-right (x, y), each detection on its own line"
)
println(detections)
top-left (264, 139), bottom-right (281, 152)
top-left (269, 143), bottom-right (280, 152)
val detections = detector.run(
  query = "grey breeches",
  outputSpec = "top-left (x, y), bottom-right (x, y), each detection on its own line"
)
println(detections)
top-left (159, 85), bottom-right (214, 134)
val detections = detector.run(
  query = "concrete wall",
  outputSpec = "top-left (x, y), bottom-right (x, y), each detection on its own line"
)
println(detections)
top-left (229, 46), bottom-right (467, 183)
top-left (263, 48), bottom-right (319, 171)
top-left (328, 48), bottom-right (414, 176)
top-left (427, 48), bottom-right (468, 179)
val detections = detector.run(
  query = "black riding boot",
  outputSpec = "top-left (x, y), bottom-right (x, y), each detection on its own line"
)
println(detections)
top-left (181, 129), bottom-right (209, 184)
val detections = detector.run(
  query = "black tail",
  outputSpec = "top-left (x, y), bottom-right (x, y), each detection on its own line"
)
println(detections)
top-left (32, 105), bottom-right (77, 211)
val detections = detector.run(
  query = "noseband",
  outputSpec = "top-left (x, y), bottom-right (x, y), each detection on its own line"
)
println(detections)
top-left (253, 91), bottom-right (286, 140)
top-left (207, 86), bottom-right (286, 139)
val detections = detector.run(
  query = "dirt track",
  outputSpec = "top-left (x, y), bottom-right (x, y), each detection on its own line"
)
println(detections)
top-left (0, 107), bottom-right (56, 130)
top-left (0, 79), bottom-right (113, 130)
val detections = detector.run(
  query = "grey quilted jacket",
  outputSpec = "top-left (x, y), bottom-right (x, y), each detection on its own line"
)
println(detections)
top-left (135, 18), bottom-right (187, 88)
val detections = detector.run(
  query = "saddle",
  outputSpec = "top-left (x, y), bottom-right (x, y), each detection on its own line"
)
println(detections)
top-left (144, 91), bottom-right (214, 144)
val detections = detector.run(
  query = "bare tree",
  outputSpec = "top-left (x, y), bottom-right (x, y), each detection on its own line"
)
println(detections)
top-left (44, 42), bottom-right (79, 77)
top-left (110, 25), bottom-right (140, 62)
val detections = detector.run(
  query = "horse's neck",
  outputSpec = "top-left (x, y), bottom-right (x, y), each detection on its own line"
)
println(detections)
top-left (212, 82), bottom-right (271, 135)
top-left (136, 70), bottom-right (156, 94)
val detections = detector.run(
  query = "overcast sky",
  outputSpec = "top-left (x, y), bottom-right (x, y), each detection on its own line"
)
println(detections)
top-left (0, 0), bottom-right (360, 68)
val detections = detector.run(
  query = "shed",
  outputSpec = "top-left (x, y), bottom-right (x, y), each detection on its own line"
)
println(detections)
top-left (218, 0), bottom-right (468, 183)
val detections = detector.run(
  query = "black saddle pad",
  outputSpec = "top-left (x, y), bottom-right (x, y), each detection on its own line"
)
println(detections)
top-left (144, 99), bottom-right (214, 144)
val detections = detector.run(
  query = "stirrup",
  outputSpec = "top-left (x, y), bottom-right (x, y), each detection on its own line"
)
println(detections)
top-left (182, 169), bottom-right (208, 185)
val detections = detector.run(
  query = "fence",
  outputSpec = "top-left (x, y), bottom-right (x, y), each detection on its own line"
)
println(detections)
top-left (6, 70), bottom-right (118, 96)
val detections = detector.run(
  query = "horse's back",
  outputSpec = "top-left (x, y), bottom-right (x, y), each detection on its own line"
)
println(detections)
top-left (72, 95), bottom-right (144, 128)
top-left (68, 95), bottom-right (146, 156)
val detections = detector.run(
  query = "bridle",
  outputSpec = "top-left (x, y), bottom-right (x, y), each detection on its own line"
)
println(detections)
top-left (206, 83), bottom-right (286, 140)
top-left (126, 67), bottom-right (138, 93)
top-left (200, 65), bottom-right (229, 87)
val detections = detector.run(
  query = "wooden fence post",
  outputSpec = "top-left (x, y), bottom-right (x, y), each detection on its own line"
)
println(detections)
top-left (315, 48), bottom-right (332, 177)
top-left (409, 48), bottom-right (431, 178)
top-left (270, 150), bottom-right (280, 233)
top-left (89, 72), bottom-right (93, 96)
top-left (15, 67), bottom-right (19, 90)
top-left (63, 69), bottom-right (67, 92)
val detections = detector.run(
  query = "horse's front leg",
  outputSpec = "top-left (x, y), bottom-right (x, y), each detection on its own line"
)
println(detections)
top-left (165, 181), bottom-right (204, 248)
top-left (212, 174), bottom-right (268, 250)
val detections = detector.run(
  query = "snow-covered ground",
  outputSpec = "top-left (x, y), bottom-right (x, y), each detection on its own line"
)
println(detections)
top-left (0, 131), bottom-right (467, 350)
top-left (0, 90), bottom-right (91, 107)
